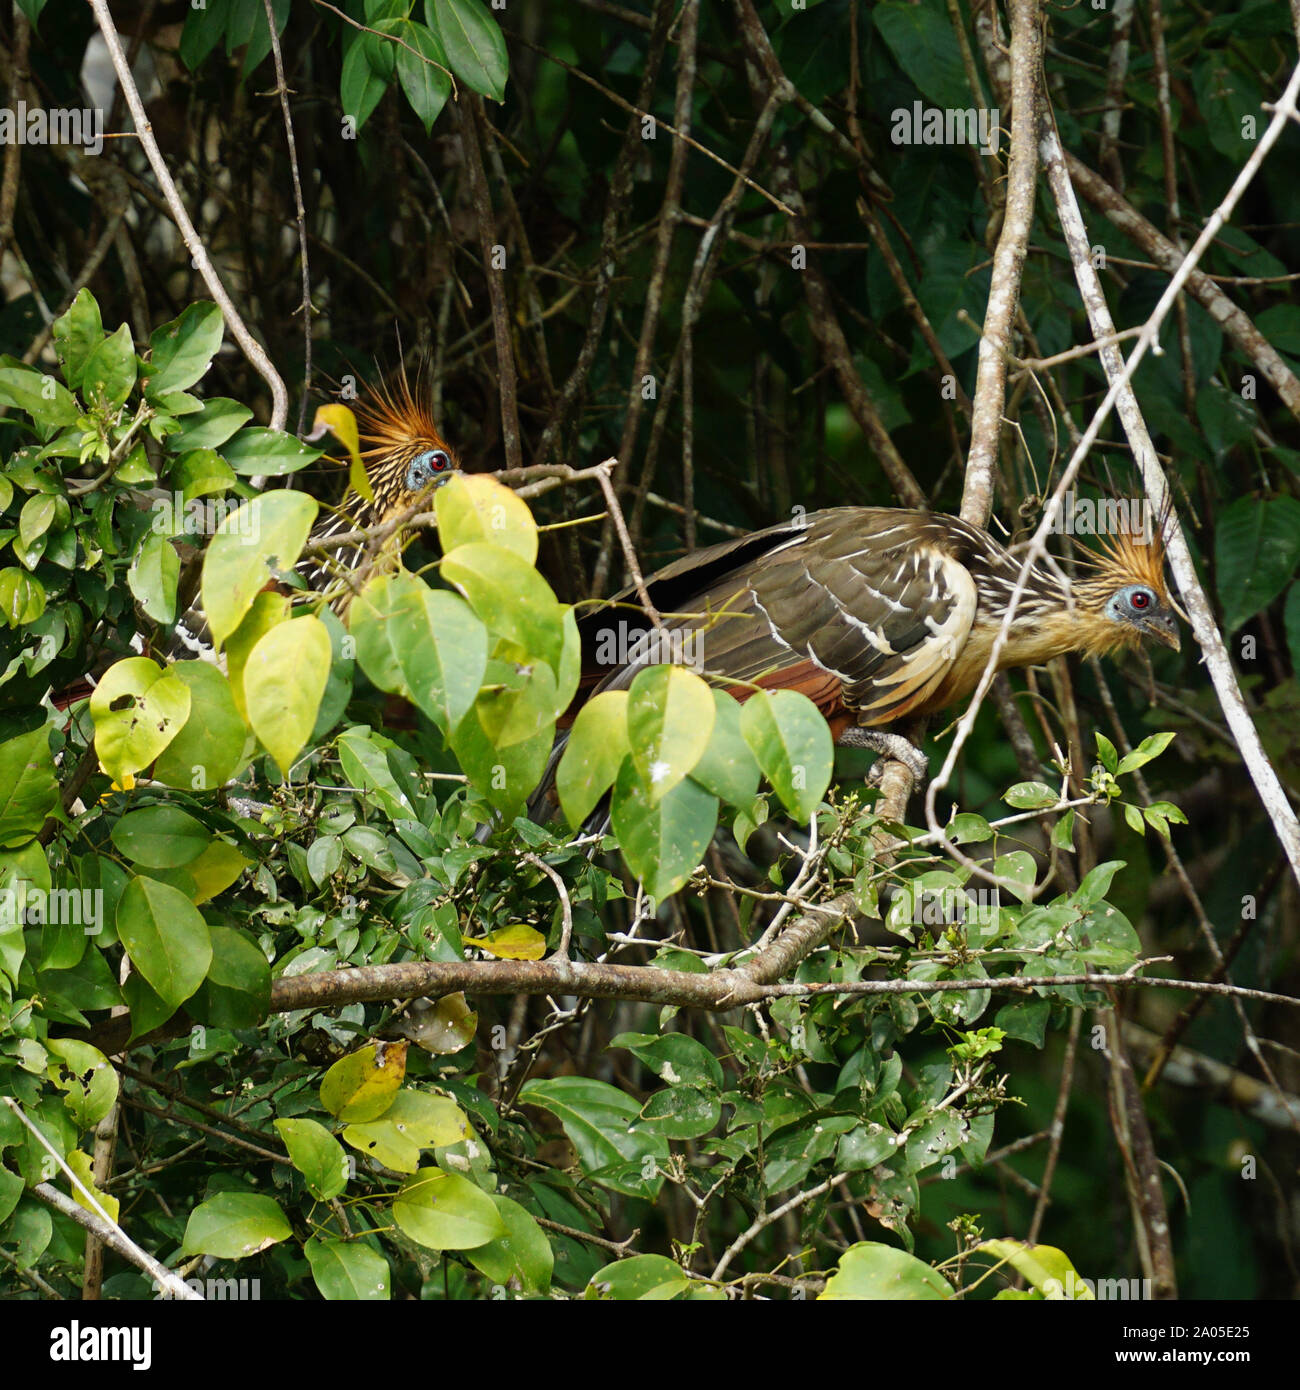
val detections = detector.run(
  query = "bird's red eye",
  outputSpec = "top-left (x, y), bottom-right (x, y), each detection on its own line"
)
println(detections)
top-left (1131, 590), bottom-right (1150, 610)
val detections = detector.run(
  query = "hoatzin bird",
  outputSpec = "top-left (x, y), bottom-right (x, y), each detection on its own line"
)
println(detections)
top-left (296, 369), bottom-right (459, 616)
top-left (547, 505), bottom-right (1179, 800)
top-left (168, 368), bottom-right (458, 658)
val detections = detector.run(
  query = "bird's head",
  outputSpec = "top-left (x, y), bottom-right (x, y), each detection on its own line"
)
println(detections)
top-left (1072, 515), bottom-right (1181, 655)
top-left (352, 364), bottom-right (459, 514)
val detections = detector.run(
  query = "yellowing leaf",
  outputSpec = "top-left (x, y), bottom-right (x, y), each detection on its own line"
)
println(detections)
top-left (464, 923), bottom-right (547, 960)
top-left (308, 403), bottom-right (373, 507)
top-left (319, 1042), bottom-right (408, 1122)
top-left (66, 1150), bottom-right (119, 1225)
top-left (89, 658), bottom-right (192, 783)
top-left (185, 840), bottom-right (251, 904)
top-left (342, 1091), bottom-right (472, 1173)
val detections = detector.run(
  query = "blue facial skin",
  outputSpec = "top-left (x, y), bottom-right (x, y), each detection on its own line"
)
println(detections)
top-left (406, 449), bottom-right (454, 492)
top-left (1104, 581), bottom-right (1178, 649)
top-left (1105, 583), bottom-right (1156, 625)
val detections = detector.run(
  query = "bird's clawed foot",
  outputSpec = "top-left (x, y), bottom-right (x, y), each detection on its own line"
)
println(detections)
top-left (837, 727), bottom-right (929, 787)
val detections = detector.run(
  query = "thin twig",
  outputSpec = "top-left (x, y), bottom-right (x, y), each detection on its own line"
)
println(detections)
top-left (87, 0), bottom-right (289, 429)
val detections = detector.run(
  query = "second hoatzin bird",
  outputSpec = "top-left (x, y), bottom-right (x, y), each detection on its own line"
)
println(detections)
top-left (560, 505), bottom-right (1180, 787)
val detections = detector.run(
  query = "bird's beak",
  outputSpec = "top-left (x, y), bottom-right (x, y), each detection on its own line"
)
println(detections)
top-left (1145, 611), bottom-right (1180, 652)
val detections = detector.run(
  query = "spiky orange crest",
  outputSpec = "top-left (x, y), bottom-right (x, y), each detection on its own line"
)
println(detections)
top-left (350, 362), bottom-right (458, 508)
top-left (1069, 494), bottom-right (1174, 609)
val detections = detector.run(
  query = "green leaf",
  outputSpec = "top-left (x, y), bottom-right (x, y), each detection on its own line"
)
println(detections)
top-left (556, 690), bottom-right (630, 827)
top-left (238, 0), bottom-right (290, 76)
top-left (873, 1), bottom-right (971, 108)
top-left (367, 574), bottom-right (488, 733)
top-left (152, 661), bottom-right (249, 791)
top-left (391, 18), bottom-right (451, 131)
top-left (1003, 780), bottom-right (1057, 809)
top-left (611, 758), bottom-right (717, 901)
top-left (440, 542), bottom-right (566, 671)
top-left (1073, 859), bottom-right (1126, 906)
top-left (427, 0), bottom-right (508, 101)
top-left (182, 1193), bottom-right (291, 1259)
top-left (1115, 731), bottom-right (1176, 774)
top-left (116, 875), bottom-right (212, 1008)
top-left (977, 1239), bottom-right (1092, 1300)
top-left (51, 289), bottom-right (104, 392)
top-left (46, 1040), bottom-right (118, 1129)
top-left (1050, 807), bottom-right (1076, 851)
top-left (342, 1090), bottom-right (471, 1172)
top-left (518, 1076), bottom-right (667, 1198)
top-left (1094, 732), bottom-right (1118, 775)
top-left (189, 924), bottom-right (269, 1028)
top-left (81, 323), bottom-right (137, 409)
top-left (611, 1030), bottom-right (724, 1088)
top-left (819, 1241), bottom-right (951, 1300)
top-left (170, 397), bottom-right (254, 452)
top-left (991, 851), bottom-right (1037, 903)
top-left (392, 1168), bottom-right (505, 1251)
top-left (0, 367), bottom-right (79, 427)
top-left (634, 1084), bottom-right (722, 1141)
top-left (1215, 496), bottom-right (1300, 631)
top-left (626, 665), bottom-right (715, 805)
top-left (435, 471), bottom-right (536, 560)
top-left (0, 568), bottom-right (45, 626)
top-left (466, 1194), bottom-right (553, 1295)
top-left (337, 728), bottom-right (417, 820)
top-left (687, 690), bottom-right (761, 807)
top-left (739, 690), bottom-right (834, 822)
top-left (1123, 802), bottom-right (1146, 835)
top-left (127, 532), bottom-right (180, 624)
top-left (111, 806), bottom-right (211, 868)
top-left (588, 1253), bottom-right (691, 1301)
top-left (448, 708), bottom-right (551, 818)
top-left (221, 427), bottom-right (320, 476)
top-left (201, 490), bottom-right (318, 645)
top-left (0, 726), bottom-right (57, 847)
top-left (244, 615), bottom-right (333, 775)
top-left (340, 32), bottom-right (391, 132)
top-left (304, 1237), bottom-right (390, 1300)
top-left (948, 812), bottom-right (993, 844)
top-left (146, 301), bottom-right (223, 397)
top-left (611, 761), bottom-right (722, 900)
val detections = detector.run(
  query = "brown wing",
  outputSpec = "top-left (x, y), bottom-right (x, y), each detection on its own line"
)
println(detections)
top-left (578, 509), bottom-right (978, 730)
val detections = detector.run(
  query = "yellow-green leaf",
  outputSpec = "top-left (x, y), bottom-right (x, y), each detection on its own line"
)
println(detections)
top-left (319, 1042), bottom-right (408, 1122)
top-left (464, 923), bottom-right (547, 960)
top-left (244, 615), bottom-right (332, 775)
top-left (435, 472), bottom-right (537, 562)
top-left (89, 658), bottom-right (192, 783)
